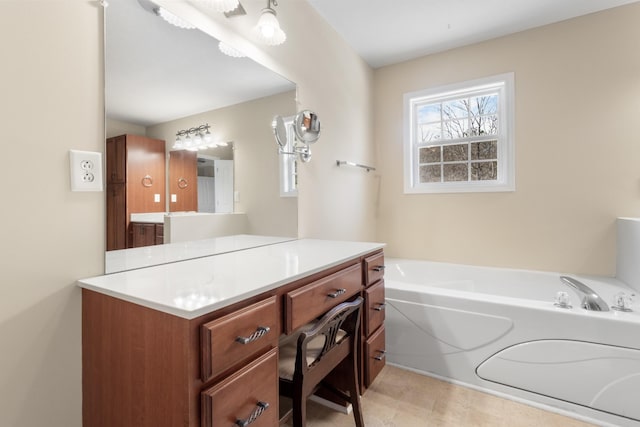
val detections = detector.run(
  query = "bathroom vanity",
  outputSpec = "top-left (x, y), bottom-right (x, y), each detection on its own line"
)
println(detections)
top-left (79, 238), bottom-right (385, 427)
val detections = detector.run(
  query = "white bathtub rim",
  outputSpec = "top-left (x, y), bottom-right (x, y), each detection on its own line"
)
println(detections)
top-left (384, 259), bottom-right (640, 325)
top-left (386, 362), bottom-right (628, 427)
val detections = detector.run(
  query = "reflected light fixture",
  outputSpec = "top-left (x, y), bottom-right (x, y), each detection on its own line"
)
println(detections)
top-left (173, 124), bottom-right (216, 151)
top-left (253, 0), bottom-right (286, 46)
top-left (154, 7), bottom-right (196, 29)
top-left (218, 41), bottom-right (246, 58)
top-left (190, 0), bottom-right (240, 13)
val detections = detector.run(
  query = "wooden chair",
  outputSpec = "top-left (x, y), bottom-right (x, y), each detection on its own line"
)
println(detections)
top-left (278, 297), bottom-right (364, 427)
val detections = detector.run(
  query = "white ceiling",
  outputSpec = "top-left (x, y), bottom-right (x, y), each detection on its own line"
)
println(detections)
top-left (306, 0), bottom-right (640, 68)
top-left (107, 0), bottom-right (638, 126)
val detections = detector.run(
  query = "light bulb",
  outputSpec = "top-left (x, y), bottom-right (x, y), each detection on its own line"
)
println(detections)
top-left (203, 130), bottom-right (213, 144)
top-left (253, 8), bottom-right (286, 46)
top-left (184, 135), bottom-right (193, 148)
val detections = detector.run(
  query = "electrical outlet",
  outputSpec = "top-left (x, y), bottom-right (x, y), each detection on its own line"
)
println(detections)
top-left (70, 150), bottom-right (103, 192)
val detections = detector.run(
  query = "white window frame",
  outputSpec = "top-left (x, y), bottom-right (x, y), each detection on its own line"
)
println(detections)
top-left (403, 73), bottom-right (515, 194)
top-left (279, 116), bottom-right (298, 197)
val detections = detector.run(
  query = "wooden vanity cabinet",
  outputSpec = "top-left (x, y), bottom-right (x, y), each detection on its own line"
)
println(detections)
top-left (106, 134), bottom-right (166, 251)
top-left (362, 251), bottom-right (386, 389)
top-left (129, 222), bottom-right (164, 248)
top-left (82, 250), bottom-right (385, 427)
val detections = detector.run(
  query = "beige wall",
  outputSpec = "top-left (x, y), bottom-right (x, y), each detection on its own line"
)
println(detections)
top-left (147, 90), bottom-right (298, 237)
top-left (0, 1), bottom-right (104, 426)
top-left (106, 118), bottom-right (146, 137)
top-left (157, 0), bottom-right (378, 242)
top-left (374, 3), bottom-right (640, 275)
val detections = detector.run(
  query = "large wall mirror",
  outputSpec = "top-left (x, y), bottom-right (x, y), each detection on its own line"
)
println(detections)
top-left (105, 0), bottom-right (297, 270)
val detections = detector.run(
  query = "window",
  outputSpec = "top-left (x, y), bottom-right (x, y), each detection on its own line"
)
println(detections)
top-left (279, 116), bottom-right (298, 197)
top-left (403, 73), bottom-right (515, 193)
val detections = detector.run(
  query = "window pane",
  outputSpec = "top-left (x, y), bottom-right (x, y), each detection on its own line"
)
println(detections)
top-left (443, 144), bottom-right (468, 162)
top-left (419, 165), bottom-right (441, 183)
top-left (471, 161), bottom-right (498, 181)
top-left (419, 146), bottom-right (441, 163)
top-left (418, 122), bottom-right (441, 142)
top-left (442, 99), bottom-right (468, 119)
top-left (469, 94), bottom-right (498, 115)
top-left (443, 164), bottom-right (468, 182)
top-left (470, 140), bottom-right (497, 160)
top-left (442, 119), bottom-right (469, 139)
top-left (417, 104), bottom-right (440, 123)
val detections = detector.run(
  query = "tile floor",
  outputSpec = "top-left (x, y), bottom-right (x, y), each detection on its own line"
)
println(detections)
top-left (282, 365), bottom-right (595, 427)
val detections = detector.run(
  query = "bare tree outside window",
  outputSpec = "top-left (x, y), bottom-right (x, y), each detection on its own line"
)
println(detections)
top-left (416, 94), bottom-right (499, 183)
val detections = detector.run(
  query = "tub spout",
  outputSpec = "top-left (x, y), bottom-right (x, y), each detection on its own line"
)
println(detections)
top-left (560, 276), bottom-right (609, 311)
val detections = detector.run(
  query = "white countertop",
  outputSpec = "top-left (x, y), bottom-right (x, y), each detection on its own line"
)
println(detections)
top-left (130, 212), bottom-right (166, 223)
top-left (81, 239), bottom-right (385, 319)
top-left (105, 234), bottom-right (295, 274)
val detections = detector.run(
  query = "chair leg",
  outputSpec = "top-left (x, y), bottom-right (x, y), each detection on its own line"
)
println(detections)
top-left (346, 358), bottom-right (364, 427)
top-left (292, 381), bottom-right (307, 427)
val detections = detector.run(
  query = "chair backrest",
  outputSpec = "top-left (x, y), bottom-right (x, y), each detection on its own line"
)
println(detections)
top-left (295, 297), bottom-right (363, 378)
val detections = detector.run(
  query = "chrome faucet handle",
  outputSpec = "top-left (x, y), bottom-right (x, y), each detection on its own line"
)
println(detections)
top-left (554, 291), bottom-right (572, 309)
top-left (612, 292), bottom-right (634, 312)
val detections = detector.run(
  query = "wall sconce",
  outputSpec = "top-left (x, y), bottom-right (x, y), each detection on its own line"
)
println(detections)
top-left (272, 110), bottom-right (321, 163)
top-left (253, 0), bottom-right (286, 46)
top-left (173, 124), bottom-right (222, 151)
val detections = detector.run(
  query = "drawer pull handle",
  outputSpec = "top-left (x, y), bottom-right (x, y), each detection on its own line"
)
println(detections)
top-left (372, 265), bottom-right (386, 272)
top-left (328, 288), bottom-right (347, 298)
top-left (235, 326), bottom-right (270, 345)
top-left (374, 349), bottom-right (386, 361)
top-left (373, 303), bottom-right (386, 312)
top-left (235, 401), bottom-right (270, 427)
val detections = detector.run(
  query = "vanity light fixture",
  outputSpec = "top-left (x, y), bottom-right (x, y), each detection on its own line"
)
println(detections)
top-left (154, 6), bottom-right (196, 29)
top-left (173, 124), bottom-right (216, 151)
top-left (253, 0), bottom-right (286, 46)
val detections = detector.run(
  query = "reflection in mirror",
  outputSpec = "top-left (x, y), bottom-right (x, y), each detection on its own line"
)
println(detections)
top-left (105, 0), bottom-right (297, 265)
top-left (294, 110), bottom-right (321, 144)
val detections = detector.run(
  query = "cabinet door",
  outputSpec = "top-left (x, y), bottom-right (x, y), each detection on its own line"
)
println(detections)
top-left (126, 135), bottom-right (166, 214)
top-left (168, 150), bottom-right (197, 212)
top-left (129, 222), bottom-right (156, 248)
top-left (106, 135), bottom-right (126, 184)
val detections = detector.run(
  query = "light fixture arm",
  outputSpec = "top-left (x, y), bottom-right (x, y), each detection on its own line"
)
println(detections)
top-left (176, 124), bottom-right (211, 138)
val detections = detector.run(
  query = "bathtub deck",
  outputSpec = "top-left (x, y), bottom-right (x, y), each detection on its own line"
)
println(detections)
top-left (282, 365), bottom-right (595, 427)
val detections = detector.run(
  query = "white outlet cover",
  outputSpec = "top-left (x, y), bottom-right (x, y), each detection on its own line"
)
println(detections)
top-left (70, 150), bottom-right (103, 192)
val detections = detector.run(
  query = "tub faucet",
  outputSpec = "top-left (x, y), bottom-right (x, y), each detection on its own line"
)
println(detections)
top-left (560, 276), bottom-right (609, 311)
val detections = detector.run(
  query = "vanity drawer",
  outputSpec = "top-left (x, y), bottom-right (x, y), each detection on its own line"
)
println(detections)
top-left (201, 296), bottom-right (278, 382)
top-left (364, 280), bottom-right (385, 337)
top-left (201, 348), bottom-right (278, 427)
top-left (285, 263), bottom-right (362, 333)
top-left (364, 252), bottom-right (385, 287)
top-left (365, 325), bottom-right (386, 388)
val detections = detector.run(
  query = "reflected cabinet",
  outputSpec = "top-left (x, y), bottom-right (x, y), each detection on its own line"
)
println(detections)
top-left (106, 134), bottom-right (166, 250)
